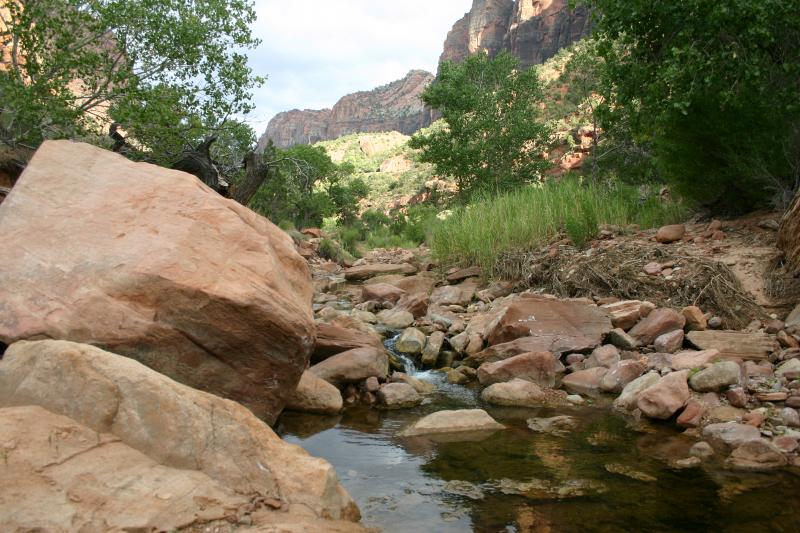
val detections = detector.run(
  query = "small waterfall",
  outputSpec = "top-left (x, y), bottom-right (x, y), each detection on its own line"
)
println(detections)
top-left (384, 333), bottom-right (418, 374)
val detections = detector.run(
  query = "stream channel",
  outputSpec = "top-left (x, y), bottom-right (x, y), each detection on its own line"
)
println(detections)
top-left (276, 336), bottom-right (800, 532)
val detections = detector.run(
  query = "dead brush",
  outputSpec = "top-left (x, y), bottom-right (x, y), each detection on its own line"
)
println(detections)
top-left (498, 242), bottom-right (765, 329)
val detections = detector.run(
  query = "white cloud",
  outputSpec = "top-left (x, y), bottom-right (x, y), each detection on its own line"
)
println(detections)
top-left (244, 0), bottom-right (473, 133)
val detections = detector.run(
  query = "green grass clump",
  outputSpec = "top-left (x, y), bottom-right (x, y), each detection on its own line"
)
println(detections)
top-left (430, 178), bottom-right (689, 274)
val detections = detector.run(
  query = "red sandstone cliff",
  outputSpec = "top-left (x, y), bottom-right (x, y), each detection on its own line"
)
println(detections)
top-left (258, 70), bottom-right (435, 150)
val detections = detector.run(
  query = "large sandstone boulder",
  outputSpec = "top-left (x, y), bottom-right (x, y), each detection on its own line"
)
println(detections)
top-left (0, 141), bottom-right (314, 423)
top-left (0, 340), bottom-right (360, 524)
top-left (483, 295), bottom-right (612, 350)
top-left (314, 322), bottom-right (384, 363)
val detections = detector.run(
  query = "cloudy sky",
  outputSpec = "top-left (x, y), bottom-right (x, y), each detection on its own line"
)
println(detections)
top-left (245, 0), bottom-right (473, 135)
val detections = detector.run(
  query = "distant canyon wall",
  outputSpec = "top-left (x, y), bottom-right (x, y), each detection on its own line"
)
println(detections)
top-left (260, 0), bottom-right (591, 149)
top-left (258, 70), bottom-right (435, 150)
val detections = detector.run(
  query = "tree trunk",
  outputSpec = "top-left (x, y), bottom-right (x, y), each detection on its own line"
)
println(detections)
top-left (232, 151), bottom-right (269, 206)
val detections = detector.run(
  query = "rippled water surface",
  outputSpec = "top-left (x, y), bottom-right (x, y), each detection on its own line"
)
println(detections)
top-left (277, 347), bottom-right (800, 532)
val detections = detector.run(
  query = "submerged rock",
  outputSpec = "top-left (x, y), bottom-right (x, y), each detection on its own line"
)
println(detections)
top-left (727, 439), bottom-right (788, 471)
top-left (604, 463), bottom-right (657, 482)
top-left (398, 409), bottom-right (504, 437)
top-left (527, 416), bottom-right (578, 437)
top-left (442, 480), bottom-right (485, 500)
top-left (491, 478), bottom-right (607, 499)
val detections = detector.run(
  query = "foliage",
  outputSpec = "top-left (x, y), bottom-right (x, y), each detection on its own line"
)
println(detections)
top-left (430, 178), bottom-right (688, 275)
top-left (409, 52), bottom-right (551, 198)
top-left (247, 144), bottom-right (368, 229)
top-left (0, 0), bottom-right (262, 167)
top-left (583, 0), bottom-right (800, 211)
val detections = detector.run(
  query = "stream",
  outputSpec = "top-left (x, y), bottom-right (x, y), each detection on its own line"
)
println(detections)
top-left (276, 337), bottom-right (800, 532)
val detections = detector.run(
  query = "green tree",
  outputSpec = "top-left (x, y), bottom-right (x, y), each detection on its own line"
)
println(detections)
top-left (248, 144), bottom-right (367, 228)
top-left (409, 51), bottom-right (551, 198)
top-left (583, 0), bottom-right (800, 211)
top-left (0, 0), bottom-right (262, 162)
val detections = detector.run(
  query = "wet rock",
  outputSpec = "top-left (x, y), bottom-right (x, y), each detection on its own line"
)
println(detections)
top-left (377, 383), bottom-right (422, 410)
top-left (727, 439), bottom-right (788, 471)
top-left (421, 331), bottom-right (446, 367)
top-left (671, 349), bottom-right (721, 370)
top-left (654, 330), bottom-right (684, 353)
top-left (396, 327), bottom-right (426, 354)
top-left (686, 330), bottom-right (779, 360)
top-left (481, 379), bottom-right (546, 407)
top-left (600, 360), bottom-right (647, 394)
top-left (702, 422), bottom-right (761, 450)
top-left (491, 478), bottom-right (607, 499)
top-left (376, 308), bottom-right (415, 329)
top-left (689, 361), bottom-right (741, 392)
top-left (689, 441), bottom-right (715, 459)
top-left (656, 224), bottom-right (686, 243)
top-left (613, 372), bottom-right (661, 411)
top-left (673, 457), bottom-right (702, 469)
top-left (398, 409), bottom-right (504, 437)
top-left (527, 415), bottom-right (578, 437)
top-left (562, 367), bottom-right (608, 396)
top-left (442, 480), bottom-right (484, 500)
top-left (604, 463), bottom-right (657, 482)
top-left (361, 283), bottom-right (406, 305)
top-left (629, 308), bottom-right (686, 346)
top-left (637, 370), bottom-right (690, 419)
top-left (607, 328), bottom-right (639, 350)
top-left (484, 295), bottom-right (612, 350)
top-left (446, 368), bottom-right (470, 384)
top-left (344, 263), bottom-right (416, 281)
top-left (286, 371), bottom-right (344, 415)
top-left (682, 306), bottom-right (708, 331)
top-left (310, 347), bottom-right (389, 385)
top-left (585, 345), bottom-right (621, 369)
top-left (477, 351), bottom-right (556, 387)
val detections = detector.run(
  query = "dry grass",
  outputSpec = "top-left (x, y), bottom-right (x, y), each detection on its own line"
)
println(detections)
top-left (504, 242), bottom-right (766, 329)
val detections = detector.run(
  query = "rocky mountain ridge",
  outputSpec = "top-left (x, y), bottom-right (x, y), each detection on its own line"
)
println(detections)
top-left (258, 70), bottom-right (435, 150)
top-left (260, 0), bottom-right (590, 149)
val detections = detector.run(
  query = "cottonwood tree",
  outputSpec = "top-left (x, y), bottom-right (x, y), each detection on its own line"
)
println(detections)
top-left (0, 0), bottom-right (262, 167)
top-left (410, 51), bottom-right (551, 199)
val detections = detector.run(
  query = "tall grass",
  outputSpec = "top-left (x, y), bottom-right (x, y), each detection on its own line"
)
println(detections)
top-left (430, 179), bottom-right (689, 274)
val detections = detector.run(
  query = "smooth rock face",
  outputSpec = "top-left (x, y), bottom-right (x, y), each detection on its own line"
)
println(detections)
top-left (629, 308), bottom-right (686, 346)
top-left (398, 409), bottom-right (504, 437)
top-left (286, 371), bottom-right (344, 414)
top-left (0, 141), bottom-right (314, 423)
top-left (484, 295), bottom-right (612, 351)
top-left (686, 330), bottom-right (779, 360)
top-left (0, 340), bottom-right (359, 522)
top-left (377, 383), bottom-right (422, 409)
top-left (613, 372), bottom-right (661, 411)
top-left (689, 361), bottom-right (741, 392)
top-left (477, 351), bottom-right (556, 387)
top-left (562, 367), bottom-right (609, 396)
top-left (637, 370), bottom-right (690, 419)
top-left (345, 263), bottom-right (416, 281)
top-left (310, 347), bottom-right (389, 385)
top-left (481, 378), bottom-right (545, 407)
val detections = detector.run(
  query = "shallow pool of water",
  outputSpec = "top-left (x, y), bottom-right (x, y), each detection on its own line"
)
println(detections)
top-left (277, 344), bottom-right (800, 532)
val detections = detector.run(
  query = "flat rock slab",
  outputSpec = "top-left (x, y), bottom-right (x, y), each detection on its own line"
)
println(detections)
top-left (686, 331), bottom-right (779, 360)
top-left (313, 323), bottom-right (384, 363)
top-left (344, 263), bottom-right (417, 281)
top-left (0, 141), bottom-right (314, 423)
top-left (398, 409), bottom-right (504, 437)
top-left (484, 295), bottom-right (613, 351)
